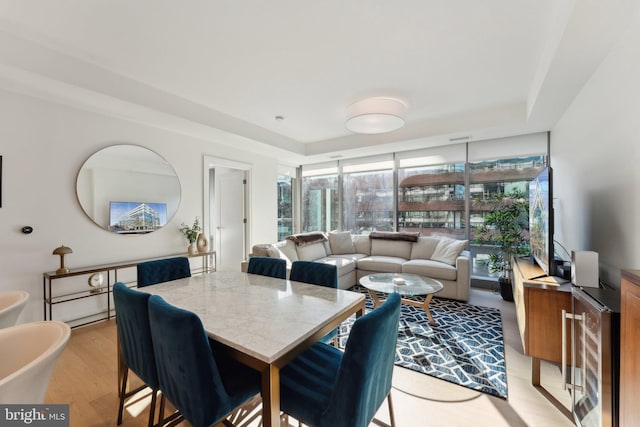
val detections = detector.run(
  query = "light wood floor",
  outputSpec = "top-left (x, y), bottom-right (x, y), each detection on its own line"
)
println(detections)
top-left (45, 287), bottom-right (575, 427)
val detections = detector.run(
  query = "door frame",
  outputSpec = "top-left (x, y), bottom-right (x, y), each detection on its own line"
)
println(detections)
top-left (202, 155), bottom-right (252, 268)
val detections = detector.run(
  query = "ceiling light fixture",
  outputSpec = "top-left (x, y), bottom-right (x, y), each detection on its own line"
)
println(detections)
top-left (345, 97), bottom-right (408, 134)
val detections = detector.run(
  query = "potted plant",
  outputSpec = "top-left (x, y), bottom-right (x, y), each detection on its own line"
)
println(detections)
top-left (474, 190), bottom-right (529, 301)
top-left (180, 217), bottom-right (202, 254)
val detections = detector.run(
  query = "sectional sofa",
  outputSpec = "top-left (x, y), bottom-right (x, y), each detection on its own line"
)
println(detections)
top-left (244, 231), bottom-right (470, 301)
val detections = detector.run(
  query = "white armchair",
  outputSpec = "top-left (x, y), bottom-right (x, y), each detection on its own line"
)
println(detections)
top-left (0, 320), bottom-right (71, 403)
top-left (0, 290), bottom-right (29, 328)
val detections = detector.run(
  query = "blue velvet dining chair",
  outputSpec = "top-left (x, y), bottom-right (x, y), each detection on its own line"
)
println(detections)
top-left (290, 260), bottom-right (339, 344)
top-left (137, 257), bottom-right (191, 287)
top-left (280, 292), bottom-right (401, 427)
top-left (147, 294), bottom-right (261, 427)
top-left (112, 282), bottom-right (163, 427)
top-left (247, 256), bottom-right (287, 279)
top-left (289, 260), bottom-right (338, 288)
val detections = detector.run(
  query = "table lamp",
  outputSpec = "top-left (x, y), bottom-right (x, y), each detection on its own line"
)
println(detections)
top-left (52, 245), bottom-right (73, 274)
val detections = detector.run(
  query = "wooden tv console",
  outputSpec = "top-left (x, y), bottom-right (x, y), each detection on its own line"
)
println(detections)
top-left (512, 256), bottom-right (572, 385)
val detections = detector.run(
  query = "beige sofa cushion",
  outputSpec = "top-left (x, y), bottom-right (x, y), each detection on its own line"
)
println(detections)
top-left (357, 256), bottom-right (405, 273)
top-left (296, 241), bottom-right (327, 261)
top-left (431, 239), bottom-right (468, 265)
top-left (410, 237), bottom-right (440, 260)
top-left (317, 256), bottom-right (357, 276)
top-left (370, 239), bottom-right (412, 259)
top-left (402, 259), bottom-right (458, 281)
top-left (328, 231), bottom-right (356, 255)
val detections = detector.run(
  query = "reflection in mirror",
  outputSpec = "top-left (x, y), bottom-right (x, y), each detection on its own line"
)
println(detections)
top-left (76, 145), bottom-right (181, 234)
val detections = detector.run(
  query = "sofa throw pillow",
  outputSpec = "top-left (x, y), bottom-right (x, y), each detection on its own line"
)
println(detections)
top-left (328, 231), bottom-right (355, 255)
top-left (267, 240), bottom-right (298, 263)
top-left (410, 237), bottom-right (440, 260)
top-left (352, 235), bottom-right (371, 255)
top-left (430, 239), bottom-right (468, 266)
top-left (296, 242), bottom-right (328, 261)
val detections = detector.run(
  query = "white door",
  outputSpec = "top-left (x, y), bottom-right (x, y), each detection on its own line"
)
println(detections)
top-left (213, 167), bottom-right (247, 271)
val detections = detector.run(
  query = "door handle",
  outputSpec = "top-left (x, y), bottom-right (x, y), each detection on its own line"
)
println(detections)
top-left (562, 309), bottom-right (583, 391)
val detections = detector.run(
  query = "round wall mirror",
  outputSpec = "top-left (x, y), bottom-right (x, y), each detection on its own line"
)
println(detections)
top-left (76, 145), bottom-right (181, 234)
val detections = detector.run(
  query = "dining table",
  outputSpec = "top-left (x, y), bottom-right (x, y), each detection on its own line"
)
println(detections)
top-left (132, 270), bottom-right (366, 427)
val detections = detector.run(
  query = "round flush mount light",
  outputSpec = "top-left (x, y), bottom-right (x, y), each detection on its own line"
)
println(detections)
top-left (345, 97), bottom-right (408, 134)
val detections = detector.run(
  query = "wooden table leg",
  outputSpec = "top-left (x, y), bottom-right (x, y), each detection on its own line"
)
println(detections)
top-left (422, 294), bottom-right (436, 326)
top-left (261, 364), bottom-right (280, 427)
top-left (368, 289), bottom-right (382, 307)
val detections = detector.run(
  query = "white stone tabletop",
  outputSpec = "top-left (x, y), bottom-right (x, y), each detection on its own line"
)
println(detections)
top-left (142, 271), bottom-right (365, 363)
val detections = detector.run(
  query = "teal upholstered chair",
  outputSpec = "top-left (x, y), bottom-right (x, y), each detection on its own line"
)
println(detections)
top-left (280, 292), bottom-right (401, 427)
top-left (247, 256), bottom-right (287, 279)
top-left (289, 260), bottom-right (337, 288)
top-left (290, 260), bottom-right (339, 344)
top-left (137, 257), bottom-right (191, 287)
top-left (147, 295), bottom-right (261, 427)
top-left (113, 283), bottom-right (162, 427)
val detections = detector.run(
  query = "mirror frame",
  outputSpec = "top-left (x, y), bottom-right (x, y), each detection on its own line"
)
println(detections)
top-left (76, 145), bottom-right (181, 234)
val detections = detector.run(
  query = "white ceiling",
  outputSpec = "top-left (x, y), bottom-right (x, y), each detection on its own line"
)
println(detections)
top-left (0, 0), bottom-right (637, 165)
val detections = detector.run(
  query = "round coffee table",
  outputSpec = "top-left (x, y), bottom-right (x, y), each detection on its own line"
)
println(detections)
top-left (359, 273), bottom-right (444, 326)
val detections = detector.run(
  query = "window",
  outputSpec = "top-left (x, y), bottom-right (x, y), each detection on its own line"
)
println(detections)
top-left (298, 132), bottom-right (549, 282)
top-left (301, 164), bottom-right (339, 233)
top-left (397, 162), bottom-right (465, 239)
top-left (466, 133), bottom-right (549, 279)
top-left (342, 159), bottom-right (394, 235)
top-left (277, 174), bottom-right (294, 241)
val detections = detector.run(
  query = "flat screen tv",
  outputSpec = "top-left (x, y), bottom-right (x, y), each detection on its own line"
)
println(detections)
top-left (528, 167), bottom-right (555, 276)
top-left (109, 201), bottom-right (167, 234)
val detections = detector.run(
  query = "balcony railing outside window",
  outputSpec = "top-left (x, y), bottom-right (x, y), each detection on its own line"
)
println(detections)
top-left (398, 163), bottom-right (466, 239)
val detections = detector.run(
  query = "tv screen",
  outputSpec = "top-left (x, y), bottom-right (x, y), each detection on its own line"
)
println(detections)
top-left (529, 167), bottom-right (555, 276)
top-left (109, 201), bottom-right (167, 234)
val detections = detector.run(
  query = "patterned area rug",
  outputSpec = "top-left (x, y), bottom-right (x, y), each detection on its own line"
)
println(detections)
top-left (337, 286), bottom-right (508, 399)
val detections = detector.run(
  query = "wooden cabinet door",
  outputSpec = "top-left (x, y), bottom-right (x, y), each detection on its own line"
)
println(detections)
top-left (620, 273), bottom-right (640, 426)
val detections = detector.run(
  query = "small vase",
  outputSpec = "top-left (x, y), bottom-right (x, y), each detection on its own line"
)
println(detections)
top-left (188, 243), bottom-right (198, 255)
top-left (196, 233), bottom-right (208, 253)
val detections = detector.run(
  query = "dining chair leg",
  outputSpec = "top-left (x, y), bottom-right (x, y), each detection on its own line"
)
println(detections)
top-left (118, 365), bottom-right (160, 427)
top-left (117, 367), bottom-right (129, 425)
top-left (148, 389), bottom-right (158, 427)
top-left (387, 392), bottom-right (396, 427)
top-left (157, 393), bottom-right (166, 425)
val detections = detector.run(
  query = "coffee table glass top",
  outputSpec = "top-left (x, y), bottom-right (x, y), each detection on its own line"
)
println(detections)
top-left (359, 273), bottom-right (443, 296)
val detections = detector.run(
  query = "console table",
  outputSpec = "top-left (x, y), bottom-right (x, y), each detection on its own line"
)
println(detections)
top-left (512, 256), bottom-right (572, 385)
top-left (43, 251), bottom-right (215, 328)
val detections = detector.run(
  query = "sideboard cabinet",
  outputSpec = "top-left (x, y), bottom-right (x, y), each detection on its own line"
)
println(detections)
top-left (512, 256), bottom-right (572, 385)
top-left (620, 269), bottom-right (640, 425)
top-left (43, 251), bottom-right (215, 328)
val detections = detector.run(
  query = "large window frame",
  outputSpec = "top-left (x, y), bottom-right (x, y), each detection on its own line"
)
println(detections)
top-left (298, 132), bottom-right (550, 280)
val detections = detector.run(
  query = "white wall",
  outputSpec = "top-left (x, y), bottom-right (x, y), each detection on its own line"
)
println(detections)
top-left (0, 89), bottom-right (279, 322)
top-left (552, 11), bottom-right (640, 288)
